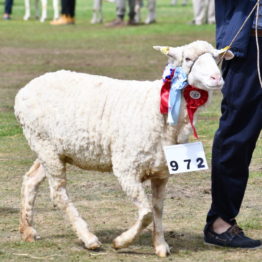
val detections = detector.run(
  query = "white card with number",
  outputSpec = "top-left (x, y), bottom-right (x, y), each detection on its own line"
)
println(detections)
top-left (163, 142), bottom-right (208, 174)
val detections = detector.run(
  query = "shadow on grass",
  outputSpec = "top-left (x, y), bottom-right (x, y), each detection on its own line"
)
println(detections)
top-left (46, 228), bottom-right (210, 255)
top-left (0, 207), bottom-right (58, 216)
top-left (17, 228), bottom-right (242, 258)
top-left (0, 207), bottom-right (20, 214)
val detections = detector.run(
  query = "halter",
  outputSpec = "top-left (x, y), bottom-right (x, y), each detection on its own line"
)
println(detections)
top-left (185, 51), bottom-right (214, 75)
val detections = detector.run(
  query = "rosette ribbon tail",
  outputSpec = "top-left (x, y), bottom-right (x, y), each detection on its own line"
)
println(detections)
top-left (186, 106), bottom-right (198, 139)
top-left (183, 85), bottom-right (209, 139)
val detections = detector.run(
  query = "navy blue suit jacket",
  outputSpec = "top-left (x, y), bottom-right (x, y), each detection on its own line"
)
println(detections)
top-left (215, 0), bottom-right (257, 57)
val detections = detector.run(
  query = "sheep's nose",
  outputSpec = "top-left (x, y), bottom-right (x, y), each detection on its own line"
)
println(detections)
top-left (210, 73), bottom-right (222, 83)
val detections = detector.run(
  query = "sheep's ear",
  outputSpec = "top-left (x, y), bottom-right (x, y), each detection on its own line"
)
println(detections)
top-left (153, 46), bottom-right (183, 62)
top-left (153, 46), bottom-right (171, 56)
top-left (214, 46), bottom-right (235, 60)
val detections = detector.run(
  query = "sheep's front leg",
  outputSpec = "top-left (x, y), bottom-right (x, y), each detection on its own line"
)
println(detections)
top-left (112, 171), bottom-right (153, 249)
top-left (20, 160), bottom-right (46, 241)
top-left (151, 177), bottom-right (170, 257)
top-left (44, 159), bottom-right (101, 250)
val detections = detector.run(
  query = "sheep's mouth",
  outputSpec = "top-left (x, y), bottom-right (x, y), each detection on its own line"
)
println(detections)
top-left (205, 83), bottom-right (223, 89)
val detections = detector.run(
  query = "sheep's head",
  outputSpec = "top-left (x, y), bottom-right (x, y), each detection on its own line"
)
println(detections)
top-left (154, 40), bottom-right (234, 90)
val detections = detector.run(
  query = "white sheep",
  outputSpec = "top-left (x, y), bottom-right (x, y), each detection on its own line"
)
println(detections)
top-left (15, 40), bottom-right (233, 257)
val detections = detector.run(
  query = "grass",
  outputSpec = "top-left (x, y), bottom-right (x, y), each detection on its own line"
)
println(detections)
top-left (0, 0), bottom-right (261, 261)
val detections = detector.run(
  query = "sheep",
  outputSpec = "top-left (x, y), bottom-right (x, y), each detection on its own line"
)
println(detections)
top-left (91, 0), bottom-right (156, 24)
top-left (15, 40), bottom-right (234, 257)
top-left (24, 0), bottom-right (59, 22)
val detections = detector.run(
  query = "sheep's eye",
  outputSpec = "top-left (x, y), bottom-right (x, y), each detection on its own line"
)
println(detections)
top-left (185, 57), bottom-right (192, 62)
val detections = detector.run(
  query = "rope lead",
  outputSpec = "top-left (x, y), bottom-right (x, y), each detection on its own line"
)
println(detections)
top-left (219, 0), bottom-right (262, 88)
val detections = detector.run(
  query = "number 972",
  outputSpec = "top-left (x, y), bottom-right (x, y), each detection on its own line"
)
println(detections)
top-left (170, 157), bottom-right (205, 171)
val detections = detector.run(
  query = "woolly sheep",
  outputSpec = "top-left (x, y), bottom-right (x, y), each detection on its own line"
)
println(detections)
top-left (15, 40), bottom-right (234, 257)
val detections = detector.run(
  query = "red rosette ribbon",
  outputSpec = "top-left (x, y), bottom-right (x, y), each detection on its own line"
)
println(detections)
top-left (183, 85), bottom-right (209, 139)
top-left (160, 68), bottom-right (175, 114)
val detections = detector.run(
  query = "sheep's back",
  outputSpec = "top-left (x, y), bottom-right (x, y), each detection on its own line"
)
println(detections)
top-left (15, 70), bottom-right (165, 170)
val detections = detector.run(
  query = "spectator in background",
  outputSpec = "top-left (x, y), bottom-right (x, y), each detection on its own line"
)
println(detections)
top-left (135, 0), bottom-right (156, 24)
top-left (51, 0), bottom-right (76, 25)
top-left (3, 0), bottom-right (13, 20)
top-left (192, 0), bottom-right (215, 25)
top-left (106, 0), bottom-right (137, 27)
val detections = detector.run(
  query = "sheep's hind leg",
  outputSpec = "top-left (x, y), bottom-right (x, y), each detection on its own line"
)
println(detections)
top-left (113, 172), bottom-right (153, 249)
top-left (44, 157), bottom-right (101, 250)
top-left (20, 160), bottom-right (46, 242)
top-left (151, 177), bottom-right (170, 257)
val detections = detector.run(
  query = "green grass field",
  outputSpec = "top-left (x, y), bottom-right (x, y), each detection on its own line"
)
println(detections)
top-left (0, 0), bottom-right (261, 261)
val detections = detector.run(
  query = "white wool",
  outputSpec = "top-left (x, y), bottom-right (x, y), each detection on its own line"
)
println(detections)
top-left (15, 70), bottom-right (186, 178)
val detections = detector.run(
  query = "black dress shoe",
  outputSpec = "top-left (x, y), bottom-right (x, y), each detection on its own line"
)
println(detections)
top-left (204, 223), bottom-right (261, 248)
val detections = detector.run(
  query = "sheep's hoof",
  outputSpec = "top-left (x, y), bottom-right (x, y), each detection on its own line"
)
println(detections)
top-left (112, 236), bottom-right (132, 249)
top-left (21, 226), bottom-right (39, 242)
top-left (155, 243), bottom-right (171, 257)
top-left (84, 236), bottom-right (102, 250)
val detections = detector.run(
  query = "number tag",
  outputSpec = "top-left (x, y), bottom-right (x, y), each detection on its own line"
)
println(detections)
top-left (163, 142), bottom-right (208, 174)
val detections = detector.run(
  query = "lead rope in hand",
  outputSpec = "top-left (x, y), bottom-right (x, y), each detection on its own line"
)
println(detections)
top-left (255, 1), bottom-right (262, 88)
top-left (219, 0), bottom-right (262, 88)
top-left (219, 1), bottom-right (258, 63)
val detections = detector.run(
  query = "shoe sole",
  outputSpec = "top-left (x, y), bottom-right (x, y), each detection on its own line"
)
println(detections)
top-left (204, 241), bottom-right (262, 249)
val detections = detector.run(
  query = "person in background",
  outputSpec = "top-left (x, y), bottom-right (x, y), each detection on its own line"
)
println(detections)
top-left (106, 0), bottom-right (137, 27)
top-left (51, 0), bottom-right (76, 25)
top-left (3, 0), bottom-right (13, 20)
top-left (204, 0), bottom-right (262, 248)
top-left (135, 0), bottom-right (156, 24)
top-left (192, 0), bottom-right (215, 25)
top-left (171, 0), bottom-right (187, 6)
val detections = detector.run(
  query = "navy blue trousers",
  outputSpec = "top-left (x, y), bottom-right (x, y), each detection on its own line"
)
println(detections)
top-left (207, 36), bottom-right (262, 224)
top-left (61, 0), bottom-right (76, 17)
top-left (4, 0), bottom-right (13, 14)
